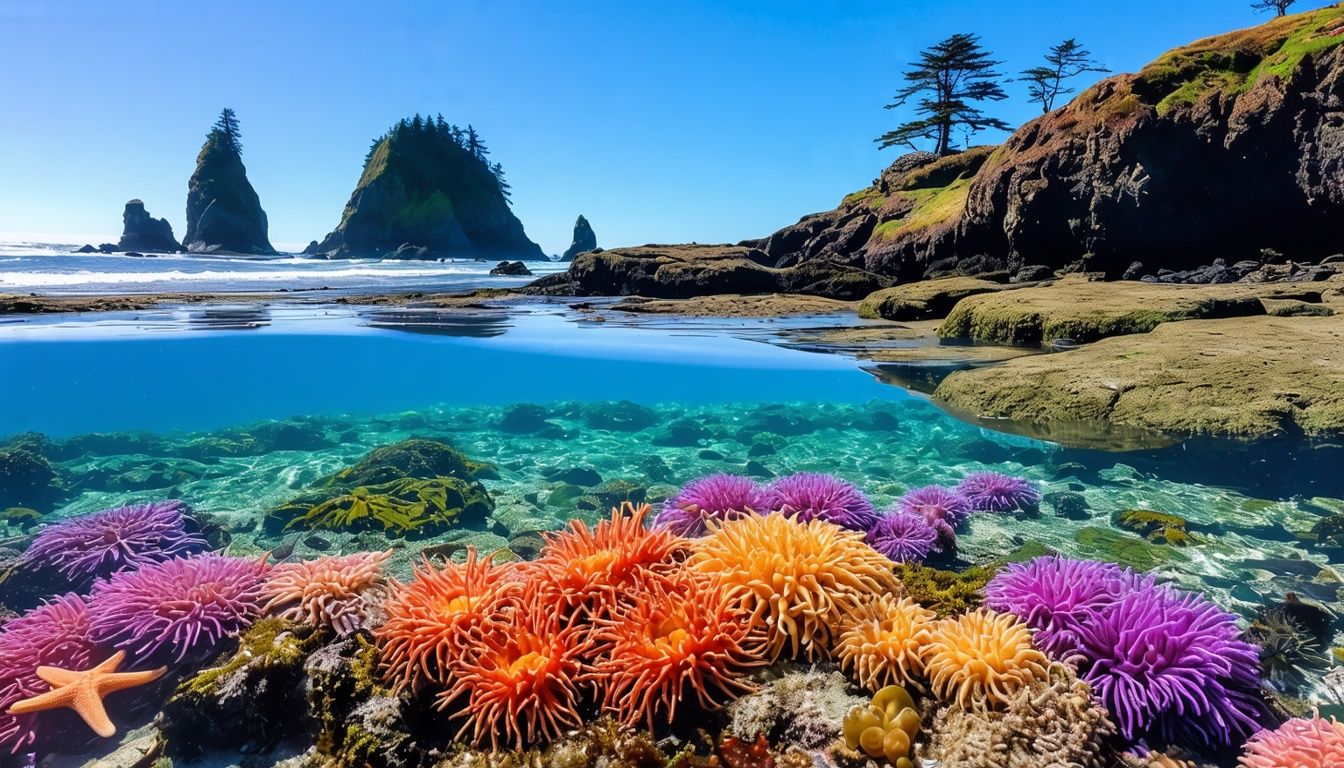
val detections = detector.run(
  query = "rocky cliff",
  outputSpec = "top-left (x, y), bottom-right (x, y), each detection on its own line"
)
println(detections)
top-left (541, 6), bottom-right (1344, 297)
top-left (561, 215), bottom-right (597, 260)
top-left (183, 130), bottom-right (276, 255)
top-left (307, 118), bottom-right (545, 260)
top-left (117, 199), bottom-right (181, 253)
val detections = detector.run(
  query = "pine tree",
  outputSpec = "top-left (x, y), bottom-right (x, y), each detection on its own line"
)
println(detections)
top-left (1250, 0), bottom-right (1295, 15)
top-left (411, 113), bottom-right (424, 132)
top-left (875, 33), bottom-right (1011, 155)
top-left (465, 125), bottom-right (488, 160)
top-left (211, 107), bottom-right (243, 153)
top-left (1020, 39), bottom-right (1109, 113)
top-left (491, 161), bottom-right (512, 203)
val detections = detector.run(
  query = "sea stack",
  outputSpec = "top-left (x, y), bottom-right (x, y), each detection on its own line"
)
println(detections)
top-left (183, 108), bottom-right (276, 255)
top-left (561, 214), bottom-right (597, 260)
top-left (117, 199), bottom-right (181, 253)
top-left (306, 115), bottom-right (545, 260)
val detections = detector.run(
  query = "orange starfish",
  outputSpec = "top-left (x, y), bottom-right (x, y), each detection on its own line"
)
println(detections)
top-left (6, 650), bottom-right (166, 737)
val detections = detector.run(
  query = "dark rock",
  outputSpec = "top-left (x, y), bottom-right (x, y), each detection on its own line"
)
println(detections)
top-left (744, 460), bottom-right (775, 479)
top-left (1045, 491), bottom-right (1091, 520)
top-left (309, 117), bottom-right (545, 260)
top-left (385, 243), bottom-right (436, 260)
top-left (500, 403), bottom-right (553, 434)
top-left (698, 449), bottom-right (725, 461)
top-left (97, 243), bottom-right (118, 254)
top-left (652, 418), bottom-right (711, 446)
top-left (323, 438), bottom-right (495, 487)
top-left (582, 400), bottom-right (657, 431)
top-left (1122, 262), bottom-right (1145, 280)
top-left (302, 240), bottom-right (321, 255)
top-left (303, 534), bottom-right (332, 551)
top-left (489, 260), bottom-right (532, 276)
top-left (1012, 265), bottom-right (1054, 283)
top-left (639, 455), bottom-right (672, 482)
top-left (184, 117), bottom-right (276, 255)
top-left (561, 214), bottom-right (598, 260)
top-left (544, 466), bottom-right (603, 487)
top-left (124, 251), bottom-right (146, 258)
top-left (588, 479), bottom-right (648, 509)
top-left (74, 244), bottom-right (97, 254)
top-left (117, 199), bottom-right (181, 253)
top-left (747, 441), bottom-right (776, 458)
top-left (0, 447), bottom-right (66, 513)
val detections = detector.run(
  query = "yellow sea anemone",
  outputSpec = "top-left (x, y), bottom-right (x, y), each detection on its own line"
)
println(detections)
top-left (837, 594), bottom-right (936, 692)
top-left (689, 512), bottom-right (900, 660)
top-left (922, 608), bottom-right (1048, 710)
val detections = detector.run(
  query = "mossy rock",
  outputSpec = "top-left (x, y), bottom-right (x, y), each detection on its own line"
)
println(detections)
top-left (1113, 509), bottom-right (1194, 546)
top-left (323, 438), bottom-right (497, 487)
top-left (891, 563), bottom-right (998, 616)
top-left (1073, 526), bottom-right (1180, 571)
top-left (161, 619), bottom-right (324, 760)
top-left (858, 277), bottom-right (1011, 321)
top-left (0, 507), bottom-right (42, 531)
top-left (267, 476), bottom-right (493, 536)
top-left (0, 447), bottom-right (66, 513)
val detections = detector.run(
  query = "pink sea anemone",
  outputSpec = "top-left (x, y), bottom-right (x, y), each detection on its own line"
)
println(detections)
top-left (0, 593), bottom-right (98, 754)
top-left (87, 553), bottom-right (268, 667)
top-left (654, 474), bottom-right (765, 537)
top-left (261, 550), bottom-right (391, 635)
top-left (1239, 716), bottom-right (1344, 768)
top-left (21, 501), bottom-right (206, 584)
top-left (760, 472), bottom-right (877, 531)
top-left (865, 513), bottom-right (939, 564)
top-left (894, 485), bottom-right (971, 550)
top-left (955, 472), bottom-right (1040, 514)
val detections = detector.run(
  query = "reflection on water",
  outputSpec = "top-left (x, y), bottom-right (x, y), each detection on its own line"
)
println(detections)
top-left (186, 306), bottom-right (272, 331)
top-left (359, 308), bottom-right (512, 338)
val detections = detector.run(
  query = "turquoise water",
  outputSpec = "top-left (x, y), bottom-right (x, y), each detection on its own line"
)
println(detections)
top-left (3, 303), bottom-right (1343, 717)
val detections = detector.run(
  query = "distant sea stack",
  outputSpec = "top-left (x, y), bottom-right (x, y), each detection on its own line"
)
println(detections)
top-left (561, 215), bottom-right (597, 260)
top-left (117, 199), bottom-right (181, 253)
top-left (183, 108), bottom-right (277, 255)
top-left (305, 115), bottom-right (545, 260)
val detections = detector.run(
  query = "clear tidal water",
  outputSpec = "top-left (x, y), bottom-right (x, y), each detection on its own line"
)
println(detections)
top-left (3, 302), bottom-right (1343, 709)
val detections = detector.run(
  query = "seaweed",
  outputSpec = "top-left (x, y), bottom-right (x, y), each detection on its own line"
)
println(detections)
top-left (270, 476), bottom-right (493, 536)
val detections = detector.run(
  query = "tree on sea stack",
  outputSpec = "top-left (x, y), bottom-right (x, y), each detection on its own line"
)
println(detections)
top-left (1021, 39), bottom-right (1109, 113)
top-left (212, 107), bottom-right (242, 153)
top-left (1250, 0), bottom-right (1295, 16)
top-left (876, 33), bottom-right (1011, 155)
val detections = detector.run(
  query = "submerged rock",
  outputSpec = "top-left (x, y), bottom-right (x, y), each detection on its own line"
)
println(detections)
top-left (116, 199), bottom-right (181, 253)
top-left (561, 214), bottom-right (597, 261)
top-left (265, 476), bottom-right (494, 536)
top-left (324, 438), bottom-right (496, 488)
top-left (0, 446), bottom-right (66, 513)
top-left (489, 260), bottom-right (532, 276)
top-left (183, 109), bottom-right (276, 255)
top-left (724, 666), bottom-right (867, 754)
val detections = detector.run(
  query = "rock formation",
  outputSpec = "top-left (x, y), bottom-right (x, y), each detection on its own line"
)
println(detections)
top-left (306, 117), bottom-right (545, 260)
top-left (183, 112), bottom-right (276, 255)
top-left (561, 215), bottom-right (597, 260)
top-left (116, 199), bottom-right (181, 253)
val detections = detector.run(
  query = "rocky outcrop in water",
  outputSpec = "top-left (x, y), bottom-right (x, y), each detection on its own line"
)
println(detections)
top-left (183, 116), bottom-right (276, 255)
top-left (307, 117), bottom-right (545, 260)
top-left (116, 199), bottom-right (181, 253)
top-left (561, 214), bottom-right (597, 260)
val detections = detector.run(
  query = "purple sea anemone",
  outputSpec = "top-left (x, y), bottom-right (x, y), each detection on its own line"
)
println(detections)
top-left (760, 472), bottom-right (877, 531)
top-left (87, 553), bottom-right (268, 667)
top-left (984, 556), bottom-right (1150, 657)
top-left (654, 473), bottom-right (765, 537)
top-left (955, 472), bottom-right (1041, 514)
top-left (1072, 586), bottom-right (1264, 748)
top-left (0, 593), bottom-right (98, 754)
top-left (21, 500), bottom-right (206, 585)
top-left (865, 513), bottom-right (938, 564)
top-left (896, 485), bottom-right (972, 527)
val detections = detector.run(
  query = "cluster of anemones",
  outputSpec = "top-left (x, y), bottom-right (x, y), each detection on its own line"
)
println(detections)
top-left (986, 556), bottom-right (1266, 749)
top-left (654, 470), bottom-right (1038, 568)
top-left (374, 502), bottom-right (769, 750)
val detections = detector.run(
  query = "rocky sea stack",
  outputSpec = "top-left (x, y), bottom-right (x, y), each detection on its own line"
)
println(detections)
top-left (306, 116), bottom-right (544, 260)
top-left (183, 109), bottom-right (276, 255)
top-left (561, 214), bottom-right (597, 260)
top-left (116, 199), bottom-right (180, 253)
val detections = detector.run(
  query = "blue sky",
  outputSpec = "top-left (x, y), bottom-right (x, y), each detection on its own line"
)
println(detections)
top-left (0, 1), bottom-right (1328, 253)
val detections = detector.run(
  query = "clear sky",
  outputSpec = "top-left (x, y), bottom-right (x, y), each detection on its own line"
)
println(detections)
top-left (0, 1), bottom-right (1331, 253)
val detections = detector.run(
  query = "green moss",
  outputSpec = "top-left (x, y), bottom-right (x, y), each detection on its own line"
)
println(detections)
top-left (180, 618), bottom-right (320, 698)
top-left (891, 563), bottom-right (998, 616)
top-left (1073, 526), bottom-right (1184, 571)
top-left (1114, 509), bottom-right (1194, 546)
top-left (0, 507), bottom-right (41, 530)
top-left (273, 475), bottom-right (493, 536)
top-left (324, 438), bottom-right (495, 488)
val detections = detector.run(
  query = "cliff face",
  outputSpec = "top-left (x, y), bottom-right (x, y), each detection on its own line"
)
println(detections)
top-left (309, 119), bottom-right (545, 260)
top-left (183, 133), bottom-right (276, 255)
top-left (117, 199), bottom-right (181, 253)
top-left (955, 5), bottom-right (1344, 277)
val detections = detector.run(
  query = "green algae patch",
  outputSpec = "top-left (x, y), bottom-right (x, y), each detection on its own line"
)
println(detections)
top-left (1114, 509), bottom-right (1194, 546)
top-left (1073, 526), bottom-right (1182, 571)
top-left (858, 277), bottom-right (1012, 321)
top-left (269, 475), bottom-right (493, 536)
top-left (892, 563), bottom-right (997, 616)
top-left (868, 148), bottom-right (993, 241)
top-left (1135, 4), bottom-right (1344, 114)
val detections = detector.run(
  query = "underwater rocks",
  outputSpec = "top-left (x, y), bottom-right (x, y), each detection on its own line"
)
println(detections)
top-left (0, 445), bottom-right (66, 513)
top-left (934, 314), bottom-right (1344, 442)
top-left (561, 214), bottom-right (597, 261)
top-left (115, 199), bottom-right (181, 253)
top-left (183, 117), bottom-right (276, 255)
top-left (321, 438), bottom-right (496, 488)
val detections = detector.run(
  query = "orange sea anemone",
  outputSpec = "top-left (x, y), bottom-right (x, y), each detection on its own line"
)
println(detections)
top-left (439, 611), bottom-right (592, 750)
top-left (922, 608), bottom-right (1049, 711)
top-left (374, 548), bottom-right (521, 692)
top-left (527, 501), bottom-right (688, 622)
top-left (594, 572), bottom-right (767, 730)
top-left (837, 594), bottom-right (937, 693)
top-left (689, 512), bottom-right (901, 660)
top-left (1239, 716), bottom-right (1344, 768)
top-left (261, 550), bottom-right (391, 636)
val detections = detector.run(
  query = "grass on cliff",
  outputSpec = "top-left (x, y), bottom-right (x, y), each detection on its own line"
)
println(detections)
top-left (861, 147), bottom-right (993, 242)
top-left (1136, 4), bottom-right (1344, 114)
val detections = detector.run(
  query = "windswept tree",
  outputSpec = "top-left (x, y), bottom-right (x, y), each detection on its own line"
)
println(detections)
top-left (876, 33), bottom-right (1011, 155)
top-left (211, 108), bottom-right (242, 153)
top-left (1021, 39), bottom-right (1110, 113)
top-left (1250, 0), bottom-right (1295, 15)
